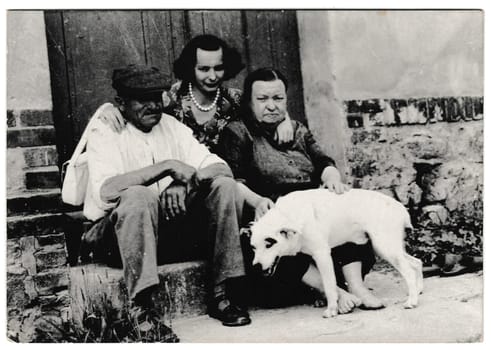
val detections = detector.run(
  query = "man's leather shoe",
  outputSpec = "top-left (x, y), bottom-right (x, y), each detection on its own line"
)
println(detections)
top-left (209, 301), bottom-right (251, 327)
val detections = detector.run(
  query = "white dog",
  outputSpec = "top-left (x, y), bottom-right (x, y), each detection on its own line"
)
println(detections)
top-left (249, 188), bottom-right (423, 318)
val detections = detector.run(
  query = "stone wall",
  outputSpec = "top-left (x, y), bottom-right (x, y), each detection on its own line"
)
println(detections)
top-left (7, 11), bottom-right (68, 342)
top-left (344, 97), bottom-right (483, 251)
top-left (7, 233), bottom-right (71, 342)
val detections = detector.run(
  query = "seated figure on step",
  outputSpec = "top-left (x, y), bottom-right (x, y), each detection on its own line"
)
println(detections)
top-left (82, 64), bottom-right (251, 334)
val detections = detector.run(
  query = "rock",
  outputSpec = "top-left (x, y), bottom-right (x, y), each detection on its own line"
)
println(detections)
top-left (401, 132), bottom-right (447, 161)
top-left (20, 236), bottom-right (37, 275)
top-left (421, 204), bottom-right (449, 225)
top-left (34, 268), bottom-right (70, 296)
top-left (422, 161), bottom-right (483, 213)
top-left (7, 276), bottom-right (30, 310)
top-left (424, 178), bottom-right (452, 203)
top-left (7, 239), bottom-right (22, 266)
top-left (395, 182), bottom-right (422, 206)
top-left (35, 249), bottom-right (68, 272)
top-left (19, 308), bottom-right (42, 343)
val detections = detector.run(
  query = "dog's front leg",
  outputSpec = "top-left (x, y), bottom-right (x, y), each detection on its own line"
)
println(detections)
top-left (311, 247), bottom-right (339, 318)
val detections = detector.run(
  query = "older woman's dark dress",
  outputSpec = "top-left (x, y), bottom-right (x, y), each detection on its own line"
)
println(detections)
top-left (217, 118), bottom-right (376, 307)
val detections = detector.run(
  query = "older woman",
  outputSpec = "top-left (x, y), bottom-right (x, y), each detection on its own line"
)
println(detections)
top-left (216, 68), bottom-right (384, 312)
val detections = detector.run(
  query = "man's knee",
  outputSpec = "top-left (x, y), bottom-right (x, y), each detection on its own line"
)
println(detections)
top-left (208, 177), bottom-right (237, 194)
top-left (119, 185), bottom-right (160, 210)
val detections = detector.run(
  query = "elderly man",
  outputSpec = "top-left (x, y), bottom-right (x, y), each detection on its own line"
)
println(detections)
top-left (83, 65), bottom-right (250, 330)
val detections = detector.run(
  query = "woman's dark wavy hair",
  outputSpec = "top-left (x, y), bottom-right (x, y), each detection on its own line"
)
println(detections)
top-left (240, 67), bottom-right (289, 120)
top-left (173, 34), bottom-right (245, 83)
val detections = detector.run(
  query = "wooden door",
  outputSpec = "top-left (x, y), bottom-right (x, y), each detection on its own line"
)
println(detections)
top-left (45, 10), bottom-right (306, 163)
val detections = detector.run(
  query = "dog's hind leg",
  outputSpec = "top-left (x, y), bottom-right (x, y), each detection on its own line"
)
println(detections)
top-left (370, 235), bottom-right (420, 309)
top-left (405, 253), bottom-right (424, 294)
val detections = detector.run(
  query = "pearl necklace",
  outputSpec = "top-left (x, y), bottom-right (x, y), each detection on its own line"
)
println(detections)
top-left (188, 82), bottom-right (221, 112)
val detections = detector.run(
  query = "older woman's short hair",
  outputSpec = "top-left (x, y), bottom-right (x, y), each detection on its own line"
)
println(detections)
top-left (241, 68), bottom-right (289, 116)
top-left (173, 34), bottom-right (245, 82)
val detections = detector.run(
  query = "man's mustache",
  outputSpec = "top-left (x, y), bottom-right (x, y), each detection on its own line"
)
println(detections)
top-left (143, 106), bottom-right (163, 114)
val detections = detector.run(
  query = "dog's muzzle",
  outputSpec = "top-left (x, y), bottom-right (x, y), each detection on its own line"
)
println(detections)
top-left (263, 256), bottom-right (281, 277)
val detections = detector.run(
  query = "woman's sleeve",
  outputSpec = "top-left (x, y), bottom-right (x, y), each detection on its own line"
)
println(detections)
top-left (216, 123), bottom-right (250, 184)
top-left (301, 123), bottom-right (336, 170)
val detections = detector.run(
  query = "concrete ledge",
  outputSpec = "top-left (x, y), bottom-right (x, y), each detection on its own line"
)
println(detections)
top-left (70, 261), bottom-right (208, 327)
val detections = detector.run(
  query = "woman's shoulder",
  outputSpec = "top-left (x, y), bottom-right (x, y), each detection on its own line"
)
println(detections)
top-left (223, 119), bottom-right (254, 143)
top-left (223, 86), bottom-right (242, 106)
top-left (224, 118), bottom-right (248, 133)
top-left (169, 80), bottom-right (183, 95)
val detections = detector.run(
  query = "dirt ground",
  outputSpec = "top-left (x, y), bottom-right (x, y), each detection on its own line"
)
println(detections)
top-left (172, 269), bottom-right (483, 343)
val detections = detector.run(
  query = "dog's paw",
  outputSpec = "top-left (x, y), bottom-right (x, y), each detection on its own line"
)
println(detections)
top-left (322, 306), bottom-right (338, 318)
top-left (403, 299), bottom-right (418, 309)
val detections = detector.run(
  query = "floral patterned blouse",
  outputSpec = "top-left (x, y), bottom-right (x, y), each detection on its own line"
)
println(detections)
top-left (163, 81), bottom-right (242, 153)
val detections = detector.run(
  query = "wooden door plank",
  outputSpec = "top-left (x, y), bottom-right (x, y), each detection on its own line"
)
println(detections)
top-left (187, 10), bottom-right (205, 37)
top-left (201, 10), bottom-right (247, 89)
top-left (243, 11), bottom-right (274, 71)
top-left (62, 10), bottom-right (146, 139)
top-left (44, 10), bottom-right (74, 163)
top-left (266, 10), bottom-right (306, 123)
top-left (143, 10), bottom-right (188, 83)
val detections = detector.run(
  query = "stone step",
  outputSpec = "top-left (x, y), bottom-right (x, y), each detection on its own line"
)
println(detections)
top-left (25, 165), bottom-right (60, 189)
top-left (7, 211), bottom-right (89, 267)
top-left (70, 261), bottom-right (208, 327)
top-left (7, 126), bottom-right (56, 148)
top-left (7, 189), bottom-right (66, 216)
top-left (6, 211), bottom-right (86, 240)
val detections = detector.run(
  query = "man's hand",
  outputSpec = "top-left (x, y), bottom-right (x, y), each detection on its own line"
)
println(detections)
top-left (194, 163), bottom-right (233, 186)
top-left (254, 197), bottom-right (275, 220)
top-left (169, 160), bottom-right (197, 185)
top-left (275, 113), bottom-right (294, 145)
top-left (320, 166), bottom-right (350, 194)
top-left (161, 182), bottom-right (187, 219)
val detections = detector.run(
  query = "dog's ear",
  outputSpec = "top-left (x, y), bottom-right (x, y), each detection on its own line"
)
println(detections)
top-left (279, 228), bottom-right (297, 238)
top-left (240, 222), bottom-right (254, 239)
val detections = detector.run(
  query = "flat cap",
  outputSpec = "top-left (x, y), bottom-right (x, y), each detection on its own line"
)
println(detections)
top-left (112, 64), bottom-right (170, 98)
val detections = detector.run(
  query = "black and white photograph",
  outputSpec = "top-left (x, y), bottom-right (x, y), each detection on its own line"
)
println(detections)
top-left (4, 4), bottom-right (486, 344)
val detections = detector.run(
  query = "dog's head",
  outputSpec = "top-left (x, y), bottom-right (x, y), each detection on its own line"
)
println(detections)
top-left (247, 208), bottom-right (302, 276)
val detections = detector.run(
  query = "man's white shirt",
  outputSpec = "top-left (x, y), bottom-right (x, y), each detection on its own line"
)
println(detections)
top-left (83, 111), bottom-right (226, 221)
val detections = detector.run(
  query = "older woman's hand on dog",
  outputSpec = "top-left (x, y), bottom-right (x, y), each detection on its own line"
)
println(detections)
top-left (320, 166), bottom-right (351, 194)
